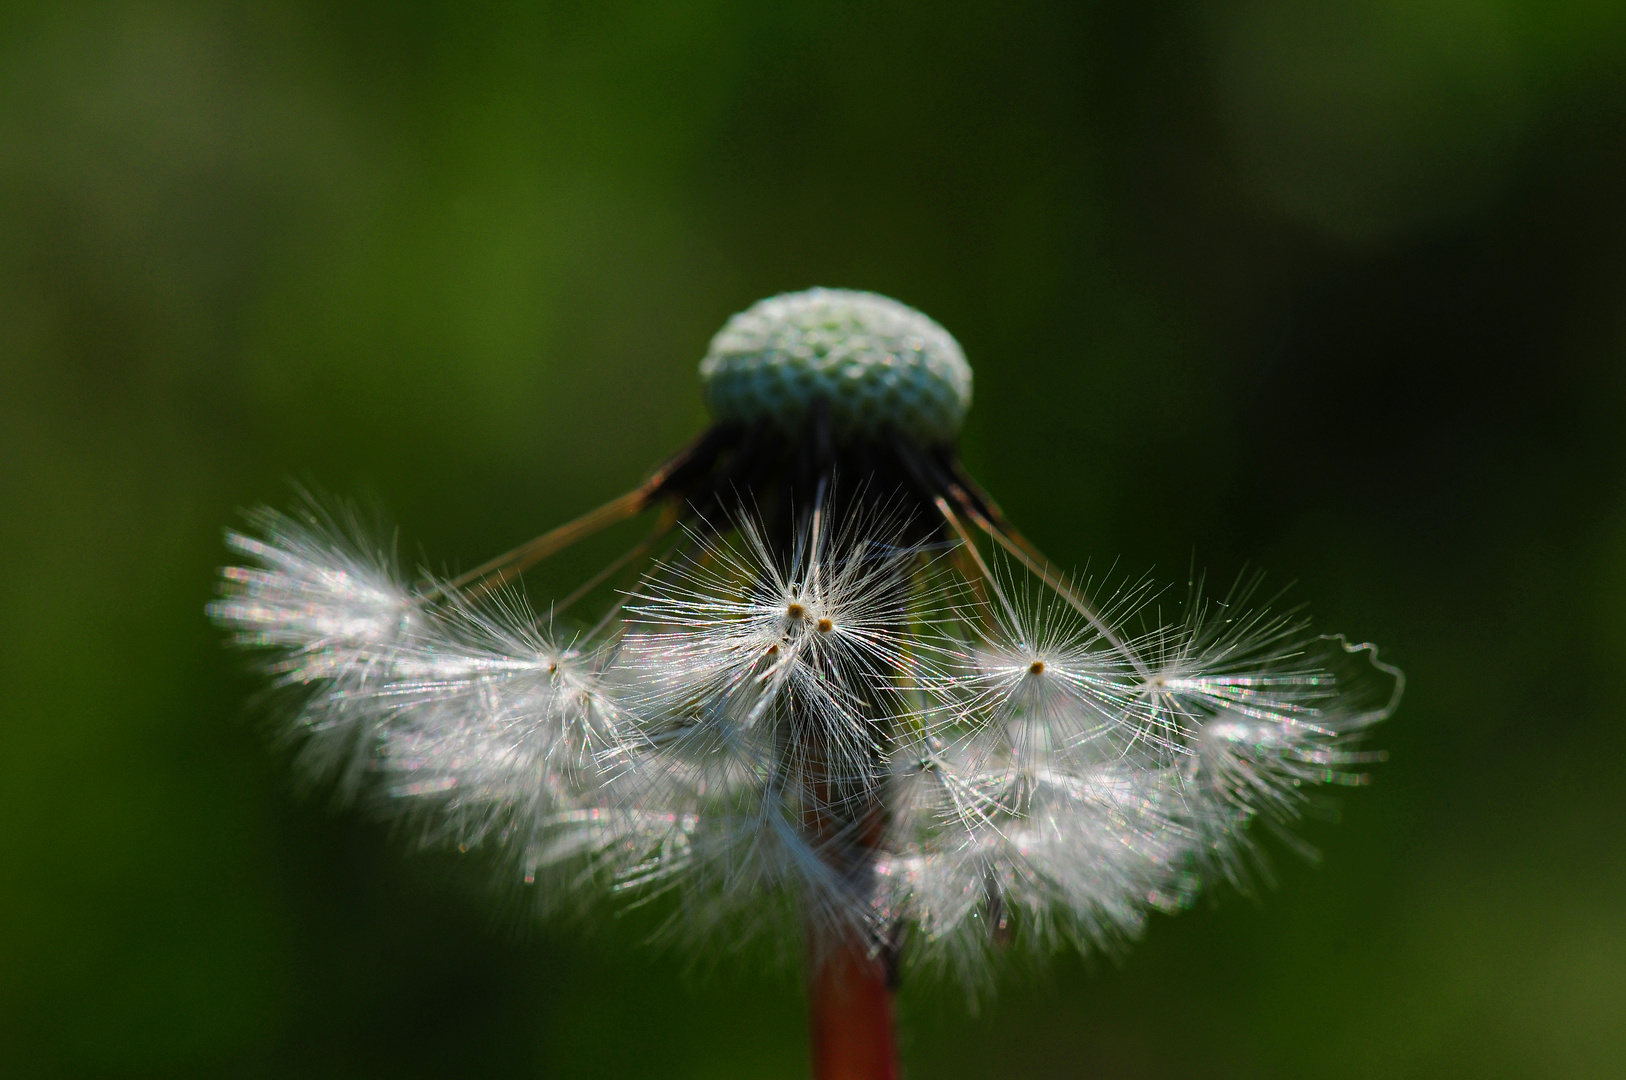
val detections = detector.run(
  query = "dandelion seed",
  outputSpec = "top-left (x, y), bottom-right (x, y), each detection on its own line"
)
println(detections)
top-left (212, 287), bottom-right (1401, 1080)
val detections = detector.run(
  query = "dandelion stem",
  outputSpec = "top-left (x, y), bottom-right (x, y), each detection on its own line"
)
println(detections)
top-left (807, 935), bottom-right (900, 1080)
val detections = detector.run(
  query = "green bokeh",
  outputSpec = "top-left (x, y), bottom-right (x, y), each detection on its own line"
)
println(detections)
top-left (3, 2), bottom-right (1624, 1076)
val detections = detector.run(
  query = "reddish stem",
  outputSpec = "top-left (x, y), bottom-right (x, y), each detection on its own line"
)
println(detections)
top-left (807, 937), bottom-right (900, 1080)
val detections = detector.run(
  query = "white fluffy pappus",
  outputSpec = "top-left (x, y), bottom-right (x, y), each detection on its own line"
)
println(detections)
top-left (211, 492), bottom-right (1400, 986)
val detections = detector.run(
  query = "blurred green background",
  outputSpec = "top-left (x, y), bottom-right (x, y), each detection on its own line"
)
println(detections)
top-left (4, 1), bottom-right (1625, 1077)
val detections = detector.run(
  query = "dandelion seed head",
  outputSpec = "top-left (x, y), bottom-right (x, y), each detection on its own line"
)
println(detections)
top-left (212, 289), bottom-right (1401, 1002)
top-left (699, 287), bottom-right (973, 443)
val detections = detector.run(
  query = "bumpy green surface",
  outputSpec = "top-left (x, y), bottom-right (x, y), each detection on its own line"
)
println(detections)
top-left (699, 288), bottom-right (973, 444)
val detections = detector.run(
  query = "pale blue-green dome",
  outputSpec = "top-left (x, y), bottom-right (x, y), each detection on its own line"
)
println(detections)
top-left (699, 288), bottom-right (973, 444)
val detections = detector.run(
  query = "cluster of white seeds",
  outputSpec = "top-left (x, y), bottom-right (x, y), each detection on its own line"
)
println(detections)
top-left (212, 502), bottom-right (1395, 981)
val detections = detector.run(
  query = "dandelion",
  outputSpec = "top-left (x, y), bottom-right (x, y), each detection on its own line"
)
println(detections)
top-left (211, 287), bottom-right (1402, 1079)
